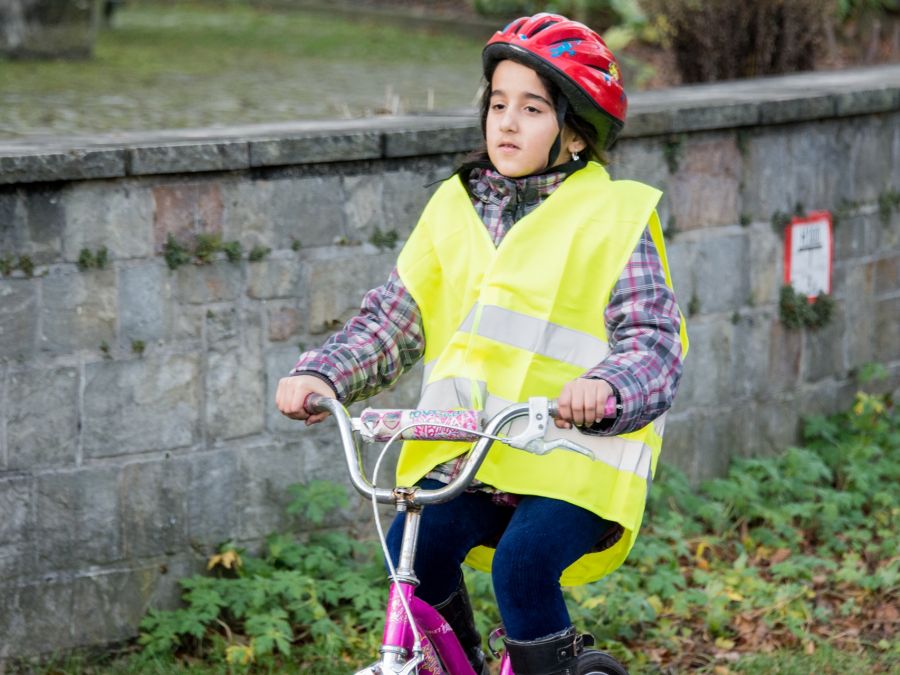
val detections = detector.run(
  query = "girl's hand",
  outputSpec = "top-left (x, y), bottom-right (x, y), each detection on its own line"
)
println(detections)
top-left (275, 374), bottom-right (337, 425)
top-left (555, 377), bottom-right (614, 429)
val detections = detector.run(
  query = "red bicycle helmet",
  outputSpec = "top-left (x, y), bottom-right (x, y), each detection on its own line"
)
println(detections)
top-left (483, 13), bottom-right (626, 150)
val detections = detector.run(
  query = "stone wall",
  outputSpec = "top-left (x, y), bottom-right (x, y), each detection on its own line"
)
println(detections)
top-left (1, 65), bottom-right (899, 660)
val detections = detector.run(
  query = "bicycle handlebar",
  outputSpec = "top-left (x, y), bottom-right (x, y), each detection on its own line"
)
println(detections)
top-left (304, 394), bottom-right (615, 506)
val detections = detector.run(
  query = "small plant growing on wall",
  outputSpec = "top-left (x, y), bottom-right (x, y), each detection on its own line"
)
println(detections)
top-left (193, 233), bottom-right (223, 264)
top-left (163, 234), bottom-right (192, 270)
top-left (248, 245), bottom-right (271, 262)
top-left (78, 246), bottom-right (109, 271)
top-left (779, 284), bottom-right (835, 330)
top-left (223, 240), bottom-right (243, 263)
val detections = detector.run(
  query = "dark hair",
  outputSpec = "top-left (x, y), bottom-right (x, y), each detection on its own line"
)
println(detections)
top-left (462, 54), bottom-right (609, 170)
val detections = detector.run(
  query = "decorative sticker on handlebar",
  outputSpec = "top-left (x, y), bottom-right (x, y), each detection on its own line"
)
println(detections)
top-left (358, 409), bottom-right (481, 442)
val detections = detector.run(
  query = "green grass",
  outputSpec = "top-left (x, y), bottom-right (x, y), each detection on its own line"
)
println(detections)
top-left (0, 1), bottom-right (483, 139)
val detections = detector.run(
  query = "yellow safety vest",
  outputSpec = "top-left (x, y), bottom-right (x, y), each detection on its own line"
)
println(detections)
top-left (396, 162), bottom-right (688, 584)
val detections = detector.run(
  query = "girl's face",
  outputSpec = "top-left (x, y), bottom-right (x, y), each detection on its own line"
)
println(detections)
top-left (485, 59), bottom-right (584, 178)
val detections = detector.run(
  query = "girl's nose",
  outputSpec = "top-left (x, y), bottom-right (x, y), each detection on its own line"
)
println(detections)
top-left (499, 108), bottom-right (517, 132)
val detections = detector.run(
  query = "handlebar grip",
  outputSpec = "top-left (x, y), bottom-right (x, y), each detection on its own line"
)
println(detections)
top-left (358, 408), bottom-right (481, 442)
top-left (303, 392), bottom-right (330, 415)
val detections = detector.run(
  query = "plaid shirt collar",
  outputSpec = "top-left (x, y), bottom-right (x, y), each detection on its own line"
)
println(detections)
top-left (467, 165), bottom-right (576, 208)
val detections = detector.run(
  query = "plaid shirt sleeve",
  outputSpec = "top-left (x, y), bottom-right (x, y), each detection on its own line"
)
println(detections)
top-left (583, 226), bottom-right (685, 436)
top-left (289, 267), bottom-right (424, 404)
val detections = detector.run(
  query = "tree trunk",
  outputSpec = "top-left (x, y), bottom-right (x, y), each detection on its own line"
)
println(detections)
top-left (0, 0), bottom-right (98, 59)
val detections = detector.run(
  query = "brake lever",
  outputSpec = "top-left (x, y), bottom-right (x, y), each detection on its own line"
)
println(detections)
top-left (504, 396), bottom-right (595, 460)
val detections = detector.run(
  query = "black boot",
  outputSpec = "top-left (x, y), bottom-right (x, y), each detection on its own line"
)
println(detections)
top-left (504, 626), bottom-right (585, 675)
top-left (433, 578), bottom-right (489, 674)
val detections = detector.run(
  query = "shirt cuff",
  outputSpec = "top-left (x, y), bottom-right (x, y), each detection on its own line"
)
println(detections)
top-left (582, 366), bottom-right (643, 436)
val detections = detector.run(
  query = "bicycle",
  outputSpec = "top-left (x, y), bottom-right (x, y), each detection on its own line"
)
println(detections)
top-left (305, 393), bottom-right (630, 675)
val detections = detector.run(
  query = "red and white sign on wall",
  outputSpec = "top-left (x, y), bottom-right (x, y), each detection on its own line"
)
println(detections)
top-left (784, 211), bottom-right (833, 299)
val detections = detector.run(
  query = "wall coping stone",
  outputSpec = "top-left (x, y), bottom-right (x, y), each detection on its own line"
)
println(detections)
top-left (1, 64), bottom-right (898, 185)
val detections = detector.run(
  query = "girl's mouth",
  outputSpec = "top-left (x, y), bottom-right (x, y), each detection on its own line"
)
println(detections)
top-left (498, 142), bottom-right (519, 151)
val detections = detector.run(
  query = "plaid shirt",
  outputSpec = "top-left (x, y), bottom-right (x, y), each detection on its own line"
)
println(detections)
top-left (293, 165), bottom-right (684, 462)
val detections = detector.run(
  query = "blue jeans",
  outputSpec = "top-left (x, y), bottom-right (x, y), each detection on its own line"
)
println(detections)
top-left (386, 479), bottom-right (613, 641)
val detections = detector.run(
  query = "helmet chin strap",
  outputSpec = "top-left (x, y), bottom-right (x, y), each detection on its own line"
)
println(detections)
top-left (545, 95), bottom-right (569, 171)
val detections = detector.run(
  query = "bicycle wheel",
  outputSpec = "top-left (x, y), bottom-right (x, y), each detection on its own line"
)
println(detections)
top-left (577, 650), bottom-right (629, 675)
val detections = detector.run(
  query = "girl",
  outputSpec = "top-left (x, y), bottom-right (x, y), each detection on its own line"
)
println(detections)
top-left (277, 13), bottom-right (687, 675)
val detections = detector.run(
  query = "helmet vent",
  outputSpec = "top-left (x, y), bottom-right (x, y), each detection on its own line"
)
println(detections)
top-left (528, 19), bottom-right (558, 37)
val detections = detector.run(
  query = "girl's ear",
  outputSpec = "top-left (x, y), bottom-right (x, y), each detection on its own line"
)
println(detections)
top-left (564, 128), bottom-right (587, 156)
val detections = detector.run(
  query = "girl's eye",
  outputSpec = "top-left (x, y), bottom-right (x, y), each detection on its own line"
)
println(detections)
top-left (490, 102), bottom-right (506, 111)
top-left (525, 105), bottom-right (542, 114)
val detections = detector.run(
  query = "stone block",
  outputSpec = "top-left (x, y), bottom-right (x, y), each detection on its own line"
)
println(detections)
top-left (802, 302), bottom-right (847, 382)
top-left (71, 569), bottom-right (154, 646)
top-left (249, 131), bottom-right (381, 167)
top-left (267, 303), bottom-right (302, 343)
top-left (0, 579), bottom-right (77, 657)
top-left (741, 121), bottom-right (844, 220)
top-left (671, 317), bottom-right (735, 409)
top-left (656, 413), bottom-right (694, 479)
top-left (237, 174), bottom-right (348, 250)
top-left (664, 238), bottom-right (695, 306)
top-left (0, 147), bottom-right (126, 186)
top-left (730, 310), bottom-right (773, 399)
top-left (692, 229), bottom-right (750, 314)
top-left (383, 125), bottom-right (481, 158)
top-left (62, 180), bottom-right (155, 260)
top-left (873, 206), bottom-right (900, 251)
top-left (874, 296), bottom-right (900, 362)
top-left (832, 212), bottom-right (875, 262)
top-left (381, 166), bottom-right (439, 239)
top-left (752, 393), bottom-right (803, 455)
top-left (118, 261), bottom-right (172, 344)
top-left (174, 261), bottom-right (243, 304)
top-left (767, 319), bottom-right (803, 393)
top-left (303, 248), bottom-right (397, 334)
top-left (0, 185), bottom-right (26, 252)
top-left (0, 473), bottom-right (32, 553)
top-left (343, 173), bottom-right (386, 241)
top-left (7, 366), bottom-right (78, 469)
top-left (34, 466), bottom-right (121, 571)
top-left (799, 378), bottom-right (857, 421)
top-left (129, 141), bottom-right (248, 176)
top-left (82, 354), bottom-right (201, 457)
top-left (206, 346), bottom-right (265, 441)
top-left (840, 115), bottom-right (896, 203)
top-left (22, 185), bottom-right (65, 264)
top-left (689, 411), bottom-right (741, 482)
top-left (236, 442), bottom-right (308, 540)
top-left (758, 93), bottom-right (836, 125)
top-left (875, 254), bottom-right (900, 296)
top-left (39, 267), bottom-right (116, 354)
top-left (120, 456), bottom-right (190, 558)
top-left (0, 279), bottom-right (38, 361)
top-left (839, 263), bottom-right (877, 371)
top-left (187, 449), bottom-right (239, 548)
top-left (152, 181), bottom-right (223, 252)
top-left (205, 304), bottom-right (241, 346)
top-left (247, 256), bottom-right (305, 300)
top-left (747, 222), bottom-right (783, 306)
top-left (666, 134), bottom-right (742, 231)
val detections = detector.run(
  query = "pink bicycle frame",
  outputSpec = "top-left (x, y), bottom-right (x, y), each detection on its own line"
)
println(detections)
top-left (377, 580), bottom-right (515, 675)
